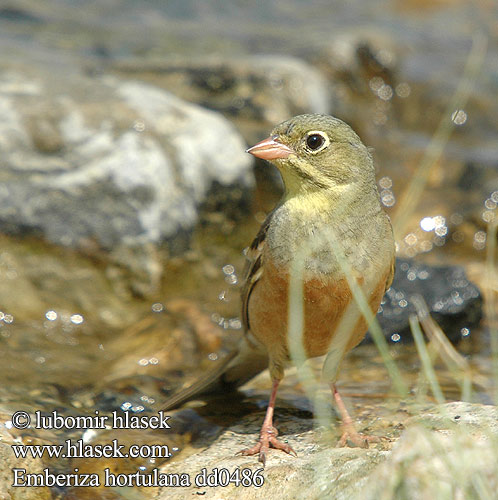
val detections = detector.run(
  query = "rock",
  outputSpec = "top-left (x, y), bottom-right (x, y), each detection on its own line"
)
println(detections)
top-left (308, 30), bottom-right (398, 93)
top-left (112, 54), bottom-right (334, 196)
top-left (0, 62), bottom-right (254, 298)
top-left (361, 403), bottom-right (498, 500)
top-left (0, 426), bottom-right (53, 500)
top-left (0, 67), bottom-right (253, 252)
top-left (371, 258), bottom-right (482, 344)
top-left (155, 402), bottom-right (498, 500)
top-left (156, 395), bottom-right (390, 500)
top-left (112, 55), bottom-right (334, 144)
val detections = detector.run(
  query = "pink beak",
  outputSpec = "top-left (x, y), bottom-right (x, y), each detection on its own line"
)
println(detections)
top-left (246, 136), bottom-right (294, 160)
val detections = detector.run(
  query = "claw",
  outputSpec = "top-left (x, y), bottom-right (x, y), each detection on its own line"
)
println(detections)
top-left (238, 426), bottom-right (296, 465)
top-left (332, 384), bottom-right (384, 449)
top-left (337, 429), bottom-right (381, 448)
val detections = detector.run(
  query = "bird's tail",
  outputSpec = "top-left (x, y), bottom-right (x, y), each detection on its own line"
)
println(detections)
top-left (160, 338), bottom-right (268, 411)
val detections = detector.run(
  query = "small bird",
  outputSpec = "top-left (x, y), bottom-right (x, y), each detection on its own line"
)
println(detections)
top-left (162, 114), bottom-right (395, 465)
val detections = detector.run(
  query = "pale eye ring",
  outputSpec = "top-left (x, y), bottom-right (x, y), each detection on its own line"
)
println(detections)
top-left (305, 131), bottom-right (329, 152)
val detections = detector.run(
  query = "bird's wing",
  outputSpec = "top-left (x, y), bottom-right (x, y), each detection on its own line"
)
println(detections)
top-left (241, 210), bottom-right (273, 333)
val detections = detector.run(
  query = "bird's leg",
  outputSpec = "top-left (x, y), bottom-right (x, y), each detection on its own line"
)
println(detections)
top-left (238, 379), bottom-right (296, 465)
top-left (331, 384), bottom-right (381, 448)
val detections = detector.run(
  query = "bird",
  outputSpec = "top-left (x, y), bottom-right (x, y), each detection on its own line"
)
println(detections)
top-left (161, 114), bottom-right (395, 465)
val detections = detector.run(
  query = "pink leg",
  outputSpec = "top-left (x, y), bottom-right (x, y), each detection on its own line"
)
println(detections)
top-left (238, 379), bottom-right (296, 465)
top-left (332, 384), bottom-right (381, 448)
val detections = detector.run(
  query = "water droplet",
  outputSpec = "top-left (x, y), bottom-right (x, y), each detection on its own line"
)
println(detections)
top-left (433, 235), bottom-right (446, 247)
top-left (420, 217), bottom-right (435, 231)
top-left (451, 109), bottom-right (467, 125)
top-left (435, 226), bottom-right (448, 237)
top-left (433, 216), bottom-right (446, 228)
top-left (45, 310), bottom-right (58, 321)
top-left (395, 82), bottom-right (411, 98)
top-left (151, 303), bottom-right (164, 313)
top-left (379, 176), bottom-right (392, 189)
top-left (484, 198), bottom-right (497, 210)
top-left (377, 84), bottom-right (394, 101)
top-left (433, 301), bottom-right (444, 311)
top-left (228, 318), bottom-right (242, 330)
top-left (222, 264), bottom-right (235, 275)
top-left (225, 274), bottom-right (238, 285)
top-left (369, 76), bottom-right (384, 92)
top-left (420, 240), bottom-right (433, 252)
top-left (381, 190), bottom-right (396, 207)
top-left (482, 210), bottom-right (495, 223)
top-left (70, 314), bottom-right (84, 325)
top-left (417, 270), bottom-right (429, 280)
top-left (404, 233), bottom-right (417, 246)
top-left (473, 231), bottom-right (486, 250)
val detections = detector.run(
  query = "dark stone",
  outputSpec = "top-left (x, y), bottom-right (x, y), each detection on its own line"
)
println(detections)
top-left (367, 258), bottom-right (483, 345)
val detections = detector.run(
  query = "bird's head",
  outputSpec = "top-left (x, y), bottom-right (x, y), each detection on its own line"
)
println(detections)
top-left (247, 114), bottom-right (375, 197)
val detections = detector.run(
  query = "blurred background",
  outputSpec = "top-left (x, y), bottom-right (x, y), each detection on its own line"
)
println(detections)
top-left (0, 1), bottom-right (497, 498)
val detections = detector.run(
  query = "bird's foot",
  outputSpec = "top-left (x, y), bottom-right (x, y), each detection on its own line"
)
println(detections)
top-left (337, 423), bottom-right (382, 448)
top-left (238, 425), bottom-right (296, 466)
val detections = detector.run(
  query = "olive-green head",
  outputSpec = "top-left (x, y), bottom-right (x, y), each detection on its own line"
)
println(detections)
top-left (247, 114), bottom-right (375, 196)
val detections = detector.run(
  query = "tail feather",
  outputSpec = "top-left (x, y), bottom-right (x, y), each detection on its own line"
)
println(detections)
top-left (161, 339), bottom-right (268, 411)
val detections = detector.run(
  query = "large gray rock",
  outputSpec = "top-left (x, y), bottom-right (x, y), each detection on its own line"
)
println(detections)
top-left (0, 68), bottom-right (253, 251)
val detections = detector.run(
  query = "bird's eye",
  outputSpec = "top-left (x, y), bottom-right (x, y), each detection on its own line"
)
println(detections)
top-left (306, 133), bottom-right (326, 151)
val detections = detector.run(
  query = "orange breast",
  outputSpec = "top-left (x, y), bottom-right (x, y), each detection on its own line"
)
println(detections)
top-left (247, 258), bottom-right (387, 365)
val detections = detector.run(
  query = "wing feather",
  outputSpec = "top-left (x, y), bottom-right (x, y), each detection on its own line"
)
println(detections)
top-left (241, 211), bottom-right (274, 332)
